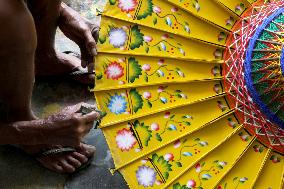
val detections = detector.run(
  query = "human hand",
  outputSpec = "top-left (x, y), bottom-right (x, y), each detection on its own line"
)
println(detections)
top-left (42, 103), bottom-right (101, 146)
top-left (58, 3), bottom-right (99, 72)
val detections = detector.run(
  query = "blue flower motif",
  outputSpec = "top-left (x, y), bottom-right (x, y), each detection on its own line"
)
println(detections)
top-left (108, 94), bottom-right (127, 115)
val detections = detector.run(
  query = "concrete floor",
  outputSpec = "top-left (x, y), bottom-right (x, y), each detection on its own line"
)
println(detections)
top-left (0, 0), bottom-right (129, 188)
top-left (0, 79), bottom-right (128, 189)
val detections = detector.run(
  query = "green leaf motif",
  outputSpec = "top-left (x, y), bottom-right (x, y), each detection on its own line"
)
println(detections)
top-left (153, 17), bottom-right (158, 25)
top-left (98, 35), bottom-right (106, 44)
top-left (129, 25), bottom-right (144, 50)
top-left (184, 121), bottom-right (191, 126)
top-left (109, 0), bottom-right (116, 5)
top-left (173, 183), bottom-right (181, 189)
top-left (137, 0), bottom-right (154, 20)
top-left (144, 75), bottom-right (149, 82)
top-left (96, 72), bottom-right (103, 80)
top-left (155, 133), bottom-right (162, 141)
top-left (173, 183), bottom-right (189, 189)
top-left (151, 153), bottom-right (172, 181)
top-left (128, 57), bottom-right (142, 83)
top-left (129, 89), bottom-right (143, 113)
top-left (146, 100), bottom-right (152, 108)
top-left (175, 162), bottom-right (182, 167)
top-left (145, 46), bottom-right (149, 53)
top-left (133, 120), bottom-right (152, 146)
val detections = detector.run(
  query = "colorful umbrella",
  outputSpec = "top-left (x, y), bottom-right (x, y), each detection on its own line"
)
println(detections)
top-left (93, 0), bottom-right (284, 188)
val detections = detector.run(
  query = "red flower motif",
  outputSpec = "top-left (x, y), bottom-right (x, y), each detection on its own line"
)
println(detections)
top-left (116, 128), bottom-right (137, 151)
top-left (105, 61), bottom-right (124, 80)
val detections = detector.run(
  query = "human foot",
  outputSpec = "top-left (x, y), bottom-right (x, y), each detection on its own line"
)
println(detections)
top-left (34, 3), bottom-right (99, 84)
top-left (35, 50), bottom-right (94, 84)
top-left (22, 143), bottom-right (96, 174)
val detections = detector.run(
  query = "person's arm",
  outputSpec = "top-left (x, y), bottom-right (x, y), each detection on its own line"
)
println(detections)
top-left (0, 119), bottom-right (44, 145)
top-left (0, 103), bottom-right (100, 146)
top-left (59, 2), bottom-right (98, 72)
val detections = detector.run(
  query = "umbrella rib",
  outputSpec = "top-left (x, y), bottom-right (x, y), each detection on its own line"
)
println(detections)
top-left (250, 149), bottom-right (272, 189)
top-left (162, 123), bottom-right (245, 189)
top-left (211, 136), bottom-right (257, 189)
top-left (94, 77), bottom-right (225, 92)
top-left (100, 92), bottom-right (227, 128)
top-left (109, 109), bottom-right (236, 173)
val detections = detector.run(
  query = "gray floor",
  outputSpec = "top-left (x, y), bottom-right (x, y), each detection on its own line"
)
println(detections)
top-left (0, 0), bottom-right (129, 188)
top-left (0, 75), bottom-right (128, 189)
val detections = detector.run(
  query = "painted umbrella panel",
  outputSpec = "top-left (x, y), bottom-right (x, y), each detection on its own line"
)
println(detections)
top-left (94, 0), bottom-right (284, 188)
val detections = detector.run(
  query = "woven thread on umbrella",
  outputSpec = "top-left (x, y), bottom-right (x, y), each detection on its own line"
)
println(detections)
top-left (223, 0), bottom-right (284, 153)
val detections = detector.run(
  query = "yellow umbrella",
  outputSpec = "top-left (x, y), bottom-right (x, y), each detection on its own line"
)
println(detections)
top-left (93, 0), bottom-right (284, 188)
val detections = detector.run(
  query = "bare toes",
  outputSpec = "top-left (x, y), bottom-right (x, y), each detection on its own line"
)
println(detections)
top-left (37, 158), bottom-right (64, 174)
top-left (67, 155), bottom-right (82, 168)
top-left (58, 159), bottom-right (76, 173)
top-left (77, 144), bottom-right (96, 158)
top-left (71, 152), bottom-right (88, 163)
top-left (52, 163), bottom-right (64, 174)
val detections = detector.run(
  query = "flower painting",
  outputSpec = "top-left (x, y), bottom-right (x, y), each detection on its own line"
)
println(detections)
top-left (105, 61), bottom-right (124, 80)
top-left (136, 165), bottom-right (157, 187)
top-left (116, 128), bottom-right (137, 151)
top-left (108, 28), bottom-right (128, 48)
top-left (118, 0), bottom-right (138, 13)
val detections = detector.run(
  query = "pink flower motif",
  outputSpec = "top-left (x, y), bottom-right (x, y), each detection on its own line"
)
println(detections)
top-left (142, 64), bottom-right (151, 71)
top-left (155, 180), bottom-right (162, 185)
top-left (161, 34), bottom-right (170, 40)
top-left (158, 86), bottom-right (165, 93)
top-left (116, 128), bottom-right (137, 151)
top-left (164, 153), bottom-right (174, 161)
top-left (143, 36), bottom-right (153, 43)
top-left (141, 159), bottom-right (147, 164)
top-left (118, 0), bottom-right (138, 13)
top-left (211, 66), bottom-right (220, 76)
top-left (187, 179), bottom-right (196, 189)
top-left (218, 161), bottom-right (227, 167)
top-left (153, 6), bottom-right (161, 13)
top-left (195, 163), bottom-right (201, 172)
top-left (240, 134), bottom-right (250, 142)
top-left (119, 81), bottom-right (125, 85)
top-left (174, 140), bottom-right (181, 148)
top-left (226, 17), bottom-right (234, 26)
top-left (143, 92), bottom-right (151, 99)
top-left (151, 123), bottom-right (160, 131)
top-left (158, 59), bottom-right (165, 65)
top-left (171, 7), bottom-right (179, 12)
top-left (164, 112), bottom-right (170, 118)
top-left (105, 62), bottom-right (124, 80)
top-left (214, 49), bottom-right (223, 59)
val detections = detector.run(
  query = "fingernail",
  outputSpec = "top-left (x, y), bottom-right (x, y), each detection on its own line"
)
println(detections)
top-left (91, 48), bottom-right (97, 56)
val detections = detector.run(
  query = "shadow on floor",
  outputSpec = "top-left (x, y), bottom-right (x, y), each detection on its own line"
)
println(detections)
top-left (0, 78), bottom-right (128, 189)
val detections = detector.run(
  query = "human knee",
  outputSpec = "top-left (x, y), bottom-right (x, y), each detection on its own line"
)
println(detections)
top-left (0, 0), bottom-right (37, 54)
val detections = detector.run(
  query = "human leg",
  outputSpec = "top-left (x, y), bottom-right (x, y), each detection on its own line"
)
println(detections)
top-left (0, 0), bottom-right (95, 173)
top-left (28, 0), bottom-right (98, 84)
